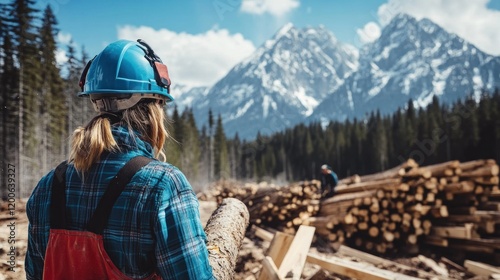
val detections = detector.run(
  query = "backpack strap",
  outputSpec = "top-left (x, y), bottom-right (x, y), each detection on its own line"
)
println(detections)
top-left (50, 161), bottom-right (69, 229)
top-left (86, 156), bottom-right (153, 234)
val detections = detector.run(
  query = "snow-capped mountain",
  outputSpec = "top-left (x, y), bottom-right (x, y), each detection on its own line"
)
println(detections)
top-left (172, 14), bottom-right (500, 139)
top-left (311, 14), bottom-right (500, 122)
top-left (190, 23), bottom-right (359, 139)
top-left (169, 84), bottom-right (209, 112)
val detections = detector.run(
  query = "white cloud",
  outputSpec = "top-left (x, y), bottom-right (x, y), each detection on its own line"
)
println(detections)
top-left (55, 49), bottom-right (68, 65)
top-left (240, 0), bottom-right (300, 17)
top-left (117, 26), bottom-right (256, 87)
top-left (57, 31), bottom-right (72, 45)
top-left (55, 32), bottom-right (71, 66)
top-left (357, 22), bottom-right (382, 44)
top-left (377, 0), bottom-right (500, 55)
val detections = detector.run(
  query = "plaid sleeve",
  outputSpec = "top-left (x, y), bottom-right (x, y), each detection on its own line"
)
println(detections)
top-left (154, 168), bottom-right (215, 280)
top-left (25, 172), bottom-right (53, 280)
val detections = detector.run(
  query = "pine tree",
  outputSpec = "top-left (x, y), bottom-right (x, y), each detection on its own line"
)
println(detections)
top-left (8, 0), bottom-right (40, 153)
top-left (0, 5), bottom-right (20, 198)
top-left (198, 125), bottom-right (210, 183)
top-left (6, 0), bottom-right (41, 196)
top-left (461, 96), bottom-right (479, 160)
top-left (79, 46), bottom-right (94, 123)
top-left (165, 106), bottom-right (181, 167)
top-left (228, 133), bottom-right (242, 179)
top-left (39, 5), bottom-right (66, 170)
top-left (65, 40), bottom-right (83, 150)
top-left (304, 130), bottom-right (313, 178)
top-left (213, 114), bottom-right (229, 179)
top-left (180, 109), bottom-right (201, 186)
top-left (208, 109), bottom-right (214, 181)
top-left (477, 92), bottom-right (495, 159)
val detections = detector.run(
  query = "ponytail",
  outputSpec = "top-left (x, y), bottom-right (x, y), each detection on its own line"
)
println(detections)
top-left (69, 101), bottom-right (168, 173)
top-left (69, 117), bottom-right (119, 172)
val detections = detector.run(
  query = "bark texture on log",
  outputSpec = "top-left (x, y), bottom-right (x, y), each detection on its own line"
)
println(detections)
top-left (205, 198), bottom-right (250, 280)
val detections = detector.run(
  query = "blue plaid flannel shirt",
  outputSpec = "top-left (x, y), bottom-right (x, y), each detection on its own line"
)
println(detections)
top-left (25, 125), bottom-right (215, 280)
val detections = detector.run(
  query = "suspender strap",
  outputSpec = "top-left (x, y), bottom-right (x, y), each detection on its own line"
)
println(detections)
top-left (87, 156), bottom-right (153, 234)
top-left (49, 156), bottom-right (153, 232)
top-left (50, 161), bottom-right (69, 229)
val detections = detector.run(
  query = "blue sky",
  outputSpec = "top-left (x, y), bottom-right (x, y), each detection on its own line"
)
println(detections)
top-left (4, 0), bottom-right (500, 88)
top-left (45, 0), bottom-right (388, 54)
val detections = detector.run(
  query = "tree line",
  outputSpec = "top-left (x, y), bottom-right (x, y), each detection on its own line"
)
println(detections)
top-left (232, 92), bottom-right (500, 183)
top-left (164, 91), bottom-right (500, 190)
top-left (1, 0), bottom-right (499, 196)
top-left (0, 0), bottom-right (94, 198)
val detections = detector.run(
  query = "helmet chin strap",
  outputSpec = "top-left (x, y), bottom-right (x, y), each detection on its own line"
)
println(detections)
top-left (91, 93), bottom-right (166, 113)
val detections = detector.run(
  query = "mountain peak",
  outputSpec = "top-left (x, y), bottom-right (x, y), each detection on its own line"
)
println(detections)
top-left (276, 22), bottom-right (295, 38)
top-left (194, 23), bottom-right (360, 139)
top-left (263, 23), bottom-right (296, 49)
top-left (388, 13), bottom-right (416, 24)
top-left (384, 13), bottom-right (444, 37)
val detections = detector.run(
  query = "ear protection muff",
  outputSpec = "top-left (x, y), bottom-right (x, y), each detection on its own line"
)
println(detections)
top-left (79, 56), bottom-right (95, 92)
top-left (137, 39), bottom-right (171, 92)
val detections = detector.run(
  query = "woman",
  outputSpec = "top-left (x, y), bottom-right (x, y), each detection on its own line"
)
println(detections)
top-left (25, 39), bottom-right (215, 279)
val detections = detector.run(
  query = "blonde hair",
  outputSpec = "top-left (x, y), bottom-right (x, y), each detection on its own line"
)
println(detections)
top-left (69, 101), bottom-right (168, 172)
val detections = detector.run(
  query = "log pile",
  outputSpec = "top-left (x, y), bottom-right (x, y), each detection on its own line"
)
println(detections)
top-left (203, 159), bottom-right (500, 265)
top-left (207, 180), bottom-right (322, 233)
top-left (310, 159), bottom-right (500, 264)
top-left (425, 160), bottom-right (500, 264)
top-left (308, 159), bottom-right (426, 255)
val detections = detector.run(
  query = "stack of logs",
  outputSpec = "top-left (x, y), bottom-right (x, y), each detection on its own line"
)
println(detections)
top-left (307, 159), bottom-right (500, 264)
top-left (208, 180), bottom-right (322, 233)
top-left (204, 159), bottom-right (500, 264)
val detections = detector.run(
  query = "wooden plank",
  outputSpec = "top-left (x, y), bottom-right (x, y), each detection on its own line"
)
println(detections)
top-left (337, 245), bottom-right (388, 264)
top-left (306, 254), bottom-right (421, 280)
top-left (417, 255), bottom-right (449, 277)
top-left (278, 225), bottom-right (316, 280)
top-left (460, 164), bottom-right (499, 177)
top-left (459, 160), bottom-right (487, 171)
top-left (476, 210), bottom-right (500, 219)
top-left (479, 202), bottom-right (500, 211)
top-left (424, 236), bottom-right (449, 247)
top-left (257, 232), bottom-right (294, 280)
top-left (440, 257), bottom-right (467, 273)
top-left (253, 225), bottom-right (274, 242)
top-left (334, 178), bottom-right (401, 194)
top-left (431, 223), bottom-right (475, 239)
top-left (464, 260), bottom-right (500, 278)
top-left (337, 245), bottom-right (449, 280)
top-left (448, 237), bottom-right (500, 250)
top-left (262, 256), bottom-right (285, 280)
top-left (354, 160), bottom-right (413, 182)
top-left (321, 190), bottom-right (377, 204)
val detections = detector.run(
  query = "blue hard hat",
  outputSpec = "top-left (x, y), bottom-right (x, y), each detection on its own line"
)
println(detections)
top-left (78, 39), bottom-right (174, 111)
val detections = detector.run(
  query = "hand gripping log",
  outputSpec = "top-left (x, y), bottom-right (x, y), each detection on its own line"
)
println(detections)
top-left (205, 198), bottom-right (250, 280)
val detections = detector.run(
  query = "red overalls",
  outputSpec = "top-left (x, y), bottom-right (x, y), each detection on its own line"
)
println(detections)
top-left (43, 157), bottom-right (161, 280)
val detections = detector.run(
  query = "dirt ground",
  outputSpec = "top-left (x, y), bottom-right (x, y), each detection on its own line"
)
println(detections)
top-left (0, 199), bottom-right (28, 280)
